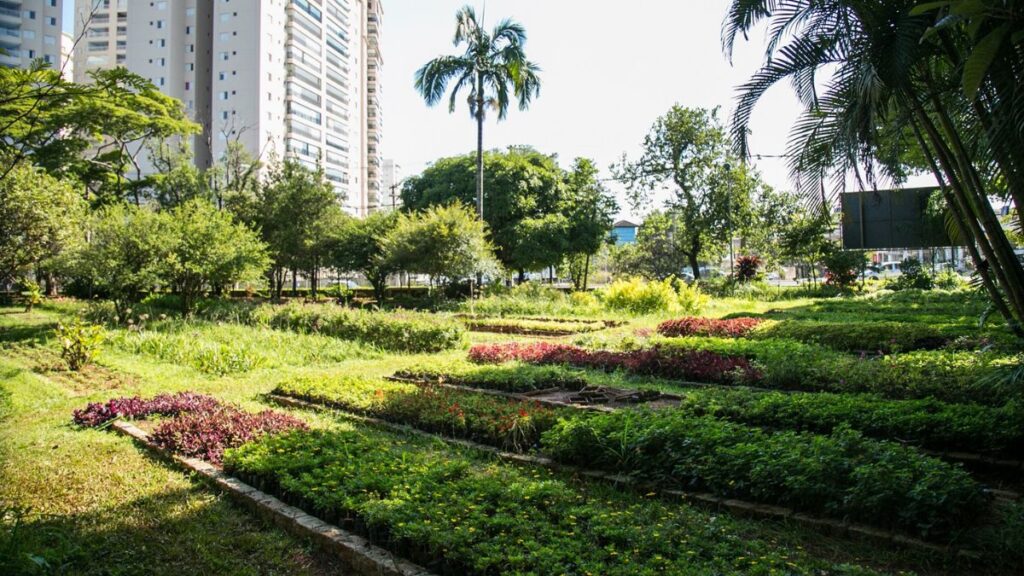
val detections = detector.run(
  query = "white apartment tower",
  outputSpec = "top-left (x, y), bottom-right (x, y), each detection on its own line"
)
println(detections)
top-left (0, 0), bottom-right (65, 71)
top-left (74, 0), bottom-right (383, 215)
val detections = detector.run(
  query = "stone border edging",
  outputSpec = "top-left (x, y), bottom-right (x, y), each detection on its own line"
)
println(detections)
top-left (109, 420), bottom-right (435, 576)
top-left (269, 393), bottom-right (975, 559)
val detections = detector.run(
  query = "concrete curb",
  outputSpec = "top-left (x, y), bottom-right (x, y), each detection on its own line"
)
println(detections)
top-left (110, 421), bottom-right (435, 576)
top-left (269, 393), bottom-right (966, 557)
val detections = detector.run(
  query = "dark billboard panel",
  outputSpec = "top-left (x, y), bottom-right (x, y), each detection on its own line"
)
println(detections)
top-left (841, 188), bottom-right (962, 249)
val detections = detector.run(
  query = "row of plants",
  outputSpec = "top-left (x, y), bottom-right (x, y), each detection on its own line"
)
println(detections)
top-left (469, 342), bottom-right (760, 385)
top-left (542, 410), bottom-right (986, 539)
top-left (657, 316), bottom-right (958, 354)
top-left (249, 302), bottom-right (465, 353)
top-left (274, 376), bottom-right (562, 451)
top-left (276, 374), bottom-right (992, 541)
top-left (467, 277), bottom-right (706, 317)
top-left (223, 427), bottom-right (883, 576)
top-left (460, 316), bottom-right (609, 336)
top-left (73, 392), bottom-right (306, 464)
top-left (650, 336), bottom-right (1021, 406)
top-left (397, 358), bottom-right (1024, 457)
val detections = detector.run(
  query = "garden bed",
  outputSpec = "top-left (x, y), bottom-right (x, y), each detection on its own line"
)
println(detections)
top-left (455, 314), bottom-right (621, 336)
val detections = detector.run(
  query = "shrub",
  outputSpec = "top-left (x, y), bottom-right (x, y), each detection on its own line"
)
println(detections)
top-left (54, 318), bottom-right (105, 371)
top-left (468, 342), bottom-right (760, 384)
top-left (20, 280), bottom-right (42, 312)
top-left (657, 316), bottom-right (762, 338)
top-left (736, 255), bottom-right (761, 282)
top-left (541, 410), bottom-right (985, 538)
top-left (934, 268), bottom-right (967, 290)
top-left (275, 376), bottom-right (562, 451)
top-left (106, 330), bottom-right (268, 375)
top-left (599, 277), bottom-right (706, 315)
top-left (250, 302), bottom-right (464, 353)
top-left (886, 258), bottom-right (934, 291)
top-left (822, 250), bottom-right (866, 289)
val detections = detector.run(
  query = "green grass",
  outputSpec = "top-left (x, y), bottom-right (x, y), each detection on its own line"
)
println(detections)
top-left (1, 299), bottom-right (1020, 575)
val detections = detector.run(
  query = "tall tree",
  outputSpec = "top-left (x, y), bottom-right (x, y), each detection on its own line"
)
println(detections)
top-left (415, 5), bottom-right (541, 218)
top-left (562, 158), bottom-right (618, 289)
top-left (385, 203), bottom-right (498, 286)
top-left (401, 147), bottom-right (565, 274)
top-left (612, 106), bottom-right (753, 279)
top-left (330, 211), bottom-right (399, 303)
top-left (612, 210), bottom-right (691, 281)
top-left (723, 0), bottom-right (1024, 334)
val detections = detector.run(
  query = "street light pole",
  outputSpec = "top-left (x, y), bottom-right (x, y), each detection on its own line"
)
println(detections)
top-left (724, 163), bottom-right (734, 277)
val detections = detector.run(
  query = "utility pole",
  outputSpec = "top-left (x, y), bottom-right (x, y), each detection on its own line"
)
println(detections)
top-left (724, 163), bottom-right (735, 276)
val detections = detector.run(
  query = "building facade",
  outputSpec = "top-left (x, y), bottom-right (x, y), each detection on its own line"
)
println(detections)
top-left (380, 158), bottom-right (400, 210)
top-left (73, 0), bottom-right (382, 215)
top-left (0, 0), bottom-right (66, 71)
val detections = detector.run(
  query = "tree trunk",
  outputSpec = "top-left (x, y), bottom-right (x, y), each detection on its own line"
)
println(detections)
top-left (291, 268), bottom-right (298, 297)
top-left (688, 253), bottom-right (700, 281)
top-left (582, 253), bottom-right (590, 291)
top-left (476, 76), bottom-right (485, 219)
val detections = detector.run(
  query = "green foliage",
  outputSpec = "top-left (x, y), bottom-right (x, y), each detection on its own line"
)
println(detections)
top-left (600, 277), bottom-right (707, 315)
top-left (822, 250), bottom-right (868, 289)
top-left (779, 211), bottom-right (834, 282)
top-left (653, 336), bottom-right (1018, 405)
top-left (54, 318), bottom-right (105, 371)
top-left (398, 358), bottom-right (590, 393)
top-left (612, 106), bottom-right (754, 279)
top-left (752, 319), bottom-right (946, 353)
top-left (329, 210), bottom-right (398, 302)
top-left (561, 158), bottom-right (618, 289)
top-left (0, 162), bottom-right (86, 286)
top-left (542, 410), bottom-right (984, 538)
top-left (611, 209), bottom-right (691, 281)
top-left (224, 428), bottom-right (865, 575)
top-left (886, 258), bottom-right (935, 291)
top-left (385, 203), bottom-right (498, 283)
top-left (19, 281), bottom-right (42, 312)
top-left (251, 302), bottom-right (465, 353)
top-left (162, 199), bottom-right (269, 315)
top-left (677, 387), bottom-right (1024, 457)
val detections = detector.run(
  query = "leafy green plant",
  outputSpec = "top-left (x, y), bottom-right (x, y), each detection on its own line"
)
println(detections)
top-left (822, 250), bottom-right (867, 289)
top-left (599, 277), bottom-right (706, 315)
top-left (19, 281), bottom-right (42, 312)
top-left (54, 319), bottom-right (105, 371)
top-left (886, 258), bottom-right (934, 291)
top-left (751, 319), bottom-right (946, 353)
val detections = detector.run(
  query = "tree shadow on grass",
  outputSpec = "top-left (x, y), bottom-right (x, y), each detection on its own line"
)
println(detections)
top-left (0, 323), bottom-right (57, 346)
top-left (0, 486), bottom-right (350, 576)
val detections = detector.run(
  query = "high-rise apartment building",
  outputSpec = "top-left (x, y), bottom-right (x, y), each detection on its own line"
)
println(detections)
top-left (73, 0), bottom-right (383, 215)
top-left (381, 158), bottom-right (400, 211)
top-left (0, 0), bottom-right (66, 71)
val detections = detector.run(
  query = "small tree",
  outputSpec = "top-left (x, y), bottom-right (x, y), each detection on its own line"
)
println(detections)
top-left (330, 210), bottom-right (399, 303)
top-left (612, 210), bottom-right (691, 281)
top-left (0, 162), bottom-right (85, 288)
top-left (562, 158), bottom-right (617, 290)
top-left (779, 210), bottom-right (833, 284)
top-left (822, 249), bottom-right (867, 291)
top-left (74, 204), bottom-right (171, 319)
top-left (163, 199), bottom-right (269, 315)
top-left (385, 204), bottom-right (498, 287)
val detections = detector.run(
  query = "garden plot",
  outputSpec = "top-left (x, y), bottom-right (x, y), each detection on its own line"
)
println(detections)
top-left (454, 313), bottom-right (622, 336)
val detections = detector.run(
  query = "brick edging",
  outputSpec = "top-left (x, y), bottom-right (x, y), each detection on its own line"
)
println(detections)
top-left (109, 421), bottom-right (435, 576)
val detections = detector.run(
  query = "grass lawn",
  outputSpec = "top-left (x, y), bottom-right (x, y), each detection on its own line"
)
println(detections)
top-left (1, 294), bottom-right (1018, 575)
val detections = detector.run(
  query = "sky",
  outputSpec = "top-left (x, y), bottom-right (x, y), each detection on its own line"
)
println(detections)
top-left (61, 1), bottom-right (831, 219)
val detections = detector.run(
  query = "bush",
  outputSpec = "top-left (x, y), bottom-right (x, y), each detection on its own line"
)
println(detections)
top-left (73, 392), bottom-right (221, 428)
top-left (822, 250), bottom-right (867, 289)
top-left (468, 342), bottom-right (760, 384)
top-left (599, 277), bottom-right (706, 315)
top-left (398, 359), bottom-right (590, 393)
top-left (541, 410), bottom-right (985, 538)
top-left (275, 376), bottom-right (562, 451)
top-left (250, 302), bottom-right (465, 353)
top-left (736, 255), bottom-right (761, 282)
top-left (934, 268), bottom-right (968, 290)
top-left (886, 258), bottom-right (934, 291)
top-left (658, 316), bottom-right (762, 338)
top-left (54, 318), bottom-right (105, 371)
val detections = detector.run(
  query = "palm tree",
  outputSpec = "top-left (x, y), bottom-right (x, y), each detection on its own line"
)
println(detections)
top-left (722, 0), bottom-right (1024, 335)
top-left (415, 5), bottom-right (541, 219)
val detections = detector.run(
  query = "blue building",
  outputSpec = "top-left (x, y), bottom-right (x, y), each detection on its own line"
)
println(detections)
top-left (612, 219), bottom-right (641, 245)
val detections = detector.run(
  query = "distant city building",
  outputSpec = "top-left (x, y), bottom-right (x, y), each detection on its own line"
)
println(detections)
top-left (380, 158), bottom-right (401, 211)
top-left (73, 0), bottom-right (383, 215)
top-left (59, 30), bottom-right (72, 79)
top-left (0, 0), bottom-right (65, 70)
top-left (612, 219), bottom-right (641, 245)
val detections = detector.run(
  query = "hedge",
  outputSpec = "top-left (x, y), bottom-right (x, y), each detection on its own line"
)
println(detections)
top-left (751, 320), bottom-right (947, 353)
top-left (250, 302), bottom-right (465, 353)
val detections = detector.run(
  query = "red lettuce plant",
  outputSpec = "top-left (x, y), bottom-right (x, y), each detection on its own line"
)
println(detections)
top-left (73, 392), bottom-right (220, 427)
top-left (468, 342), bottom-right (760, 384)
top-left (150, 407), bottom-right (307, 464)
top-left (657, 316), bottom-right (763, 338)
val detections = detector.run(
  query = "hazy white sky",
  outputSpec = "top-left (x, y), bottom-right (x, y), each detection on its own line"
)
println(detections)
top-left (64, 1), bottom-right (823, 218)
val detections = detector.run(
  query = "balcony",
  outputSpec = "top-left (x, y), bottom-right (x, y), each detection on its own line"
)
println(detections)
top-left (0, 7), bottom-right (19, 27)
top-left (0, 51), bottom-right (20, 67)
top-left (0, 26), bottom-right (21, 47)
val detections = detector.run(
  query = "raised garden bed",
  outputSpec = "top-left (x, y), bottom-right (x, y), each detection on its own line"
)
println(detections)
top-left (454, 314), bottom-right (621, 336)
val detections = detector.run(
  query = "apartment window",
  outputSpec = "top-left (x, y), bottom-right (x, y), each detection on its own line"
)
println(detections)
top-left (24, 10), bottom-right (35, 19)
top-left (218, 72), bottom-right (225, 80)
top-left (219, 91), bottom-right (229, 100)
top-left (48, 17), bottom-right (57, 26)
top-left (156, 1), bottom-right (167, 9)
top-left (158, 77), bottom-right (165, 86)
top-left (159, 39), bottom-right (166, 47)
top-left (155, 20), bottom-right (164, 29)
top-left (185, 26), bottom-right (191, 34)
top-left (219, 52), bottom-right (229, 61)
top-left (185, 81), bottom-right (190, 91)
top-left (22, 30), bottom-right (35, 39)
top-left (221, 111), bottom-right (229, 120)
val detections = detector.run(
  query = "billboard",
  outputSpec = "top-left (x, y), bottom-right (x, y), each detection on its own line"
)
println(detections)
top-left (841, 188), bottom-right (962, 249)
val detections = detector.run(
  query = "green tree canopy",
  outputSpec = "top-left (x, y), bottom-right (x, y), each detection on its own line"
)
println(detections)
top-left (612, 106), bottom-right (753, 279)
top-left (561, 158), bottom-right (618, 289)
top-left (612, 210), bottom-right (690, 281)
top-left (330, 210), bottom-right (398, 302)
top-left (385, 203), bottom-right (498, 284)
top-left (0, 162), bottom-right (86, 287)
top-left (401, 147), bottom-right (565, 272)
